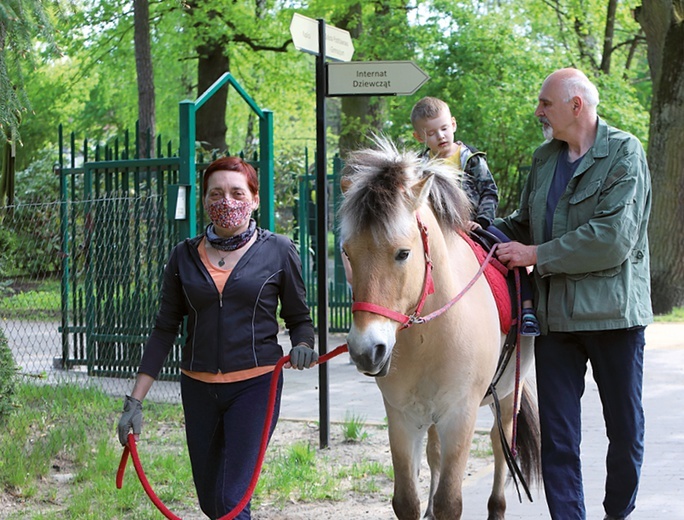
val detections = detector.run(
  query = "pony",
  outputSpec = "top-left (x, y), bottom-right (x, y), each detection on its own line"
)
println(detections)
top-left (338, 136), bottom-right (541, 520)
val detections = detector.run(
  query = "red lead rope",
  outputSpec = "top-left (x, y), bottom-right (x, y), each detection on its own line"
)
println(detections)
top-left (116, 344), bottom-right (350, 520)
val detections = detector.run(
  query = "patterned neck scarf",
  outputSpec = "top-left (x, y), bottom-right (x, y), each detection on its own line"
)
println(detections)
top-left (205, 219), bottom-right (257, 252)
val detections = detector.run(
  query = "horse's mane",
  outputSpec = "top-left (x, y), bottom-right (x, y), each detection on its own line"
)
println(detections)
top-left (338, 136), bottom-right (473, 242)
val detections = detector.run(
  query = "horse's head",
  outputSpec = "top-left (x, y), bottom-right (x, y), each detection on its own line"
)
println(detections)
top-left (338, 136), bottom-right (472, 377)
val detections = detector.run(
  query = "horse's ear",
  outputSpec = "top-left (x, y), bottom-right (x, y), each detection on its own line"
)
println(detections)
top-left (341, 176), bottom-right (352, 194)
top-left (410, 173), bottom-right (434, 207)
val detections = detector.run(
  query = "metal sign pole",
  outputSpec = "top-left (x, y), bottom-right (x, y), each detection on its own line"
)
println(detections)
top-left (315, 19), bottom-right (331, 449)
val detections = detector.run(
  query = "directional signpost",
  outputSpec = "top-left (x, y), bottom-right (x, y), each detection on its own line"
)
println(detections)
top-left (290, 14), bottom-right (355, 450)
top-left (327, 61), bottom-right (430, 96)
top-left (289, 13), bottom-right (354, 62)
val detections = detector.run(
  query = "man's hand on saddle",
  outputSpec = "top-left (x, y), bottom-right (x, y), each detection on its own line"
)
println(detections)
top-left (495, 241), bottom-right (538, 269)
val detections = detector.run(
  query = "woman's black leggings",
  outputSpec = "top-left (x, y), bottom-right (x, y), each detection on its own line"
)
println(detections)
top-left (180, 371), bottom-right (283, 519)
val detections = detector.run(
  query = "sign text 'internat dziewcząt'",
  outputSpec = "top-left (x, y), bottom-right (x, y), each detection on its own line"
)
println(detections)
top-left (327, 61), bottom-right (430, 96)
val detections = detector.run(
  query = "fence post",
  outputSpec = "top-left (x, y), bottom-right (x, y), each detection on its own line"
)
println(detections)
top-left (259, 109), bottom-right (274, 231)
top-left (83, 164), bottom-right (95, 375)
top-left (58, 125), bottom-right (69, 369)
top-left (178, 100), bottom-right (196, 240)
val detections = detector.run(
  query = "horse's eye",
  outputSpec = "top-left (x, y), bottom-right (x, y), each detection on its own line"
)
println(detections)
top-left (395, 249), bottom-right (410, 262)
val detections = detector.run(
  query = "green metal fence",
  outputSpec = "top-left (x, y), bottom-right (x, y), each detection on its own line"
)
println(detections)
top-left (57, 127), bottom-right (189, 380)
top-left (297, 155), bottom-right (352, 333)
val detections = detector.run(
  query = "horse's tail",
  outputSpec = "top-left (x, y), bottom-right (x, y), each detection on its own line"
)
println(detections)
top-left (515, 382), bottom-right (542, 490)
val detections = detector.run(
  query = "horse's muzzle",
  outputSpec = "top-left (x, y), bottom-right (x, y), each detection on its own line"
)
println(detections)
top-left (348, 343), bottom-right (391, 377)
top-left (347, 322), bottom-right (396, 377)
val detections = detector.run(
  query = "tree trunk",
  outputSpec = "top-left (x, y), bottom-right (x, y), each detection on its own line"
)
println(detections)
top-left (599, 0), bottom-right (618, 73)
top-left (336, 3), bottom-right (386, 157)
top-left (637, 1), bottom-right (684, 313)
top-left (244, 110), bottom-right (257, 158)
top-left (196, 42), bottom-right (229, 153)
top-left (0, 18), bottom-right (13, 206)
top-left (133, 0), bottom-right (156, 158)
top-left (339, 97), bottom-right (385, 156)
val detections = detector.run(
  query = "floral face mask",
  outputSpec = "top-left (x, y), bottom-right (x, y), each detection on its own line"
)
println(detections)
top-left (208, 198), bottom-right (253, 229)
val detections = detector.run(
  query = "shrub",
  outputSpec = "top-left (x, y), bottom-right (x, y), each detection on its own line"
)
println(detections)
top-left (0, 327), bottom-right (17, 422)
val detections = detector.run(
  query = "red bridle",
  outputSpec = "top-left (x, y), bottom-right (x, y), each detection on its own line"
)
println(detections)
top-left (351, 213), bottom-right (498, 330)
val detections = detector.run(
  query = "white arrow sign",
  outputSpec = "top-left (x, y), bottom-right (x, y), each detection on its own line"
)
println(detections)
top-left (290, 13), bottom-right (354, 62)
top-left (327, 61), bottom-right (430, 96)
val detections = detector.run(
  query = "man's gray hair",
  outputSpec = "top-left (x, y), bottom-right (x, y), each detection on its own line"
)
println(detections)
top-left (564, 73), bottom-right (600, 109)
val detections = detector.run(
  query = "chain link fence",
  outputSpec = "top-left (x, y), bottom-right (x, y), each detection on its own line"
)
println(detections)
top-left (0, 196), bottom-right (191, 513)
top-left (1, 196), bottom-right (186, 404)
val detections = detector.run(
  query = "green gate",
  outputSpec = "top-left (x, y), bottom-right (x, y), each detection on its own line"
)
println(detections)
top-left (58, 73), bottom-right (274, 380)
top-left (58, 128), bottom-right (183, 380)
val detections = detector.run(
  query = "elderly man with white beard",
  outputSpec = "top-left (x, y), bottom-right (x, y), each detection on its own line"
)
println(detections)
top-left (492, 67), bottom-right (653, 520)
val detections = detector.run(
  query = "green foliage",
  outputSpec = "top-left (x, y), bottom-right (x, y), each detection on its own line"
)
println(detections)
top-left (655, 307), bottom-right (684, 322)
top-left (9, 0), bottom-right (654, 227)
top-left (378, 1), bottom-right (651, 215)
top-left (593, 73), bottom-right (650, 147)
top-left (1, 152), bottom-right (62, 277)
top-left (0, 327), bottom-right (17, 422)
top-left (0, 0), bottom-right (58, 140)
top-left (13, 150), bottom-right (60, 204)
top-left (0, 227), bottom-right (17, 277)
top-left (13, 58), bottom-right (102, 170)
top-left (407, 7), bottom-right (564, 213)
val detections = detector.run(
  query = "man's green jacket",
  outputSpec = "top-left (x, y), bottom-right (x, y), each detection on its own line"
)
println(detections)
top-left (495, 117), bottom-right (653, 333)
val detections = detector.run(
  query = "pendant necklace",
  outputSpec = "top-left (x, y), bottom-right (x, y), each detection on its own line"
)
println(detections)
top-left (208, 242), bottom-right (229, 267)
top-left (217, 251), bottom-right (228, 267)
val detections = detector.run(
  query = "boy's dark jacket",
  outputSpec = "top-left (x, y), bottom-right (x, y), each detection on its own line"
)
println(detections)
top-left (421, 142), bottom-right (499, 228)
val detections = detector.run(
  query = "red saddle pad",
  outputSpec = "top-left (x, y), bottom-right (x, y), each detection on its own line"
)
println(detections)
top-left (461, 233), bottom-right (513, 334)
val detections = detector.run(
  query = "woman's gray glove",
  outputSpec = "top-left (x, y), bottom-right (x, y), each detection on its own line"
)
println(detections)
top-left (117, 395), bottom-right (142, 446)
top-left (289, 344), bottom-right (318, 370)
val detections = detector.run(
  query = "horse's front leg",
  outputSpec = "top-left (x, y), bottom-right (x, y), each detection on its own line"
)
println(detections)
top-left (431, 413), bottom-right (477, 519)
top-left (424, 424), bottom-right (441, 519)
top-left (385, 404), bottom-right (425, 520)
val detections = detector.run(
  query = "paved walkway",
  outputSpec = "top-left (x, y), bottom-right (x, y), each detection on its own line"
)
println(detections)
top-left (279, 323), bottom-right (684, 519)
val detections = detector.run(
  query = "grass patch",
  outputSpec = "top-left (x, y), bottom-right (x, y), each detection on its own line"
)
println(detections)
top-left (0, 385), bottom-right (400, 518)
top-left (0, 279), bottom-right (61, 320)
top-left (337, 460), bottom-right (393, 493)
top-left (0, 383), bottom-right (501, 518)
top-left (470, 432), bottom-right (494, 459)
top-left (0, 383), bottom-right (194, 519)
top-left (340, 412), bottom-right (368, 442)
top-left (654, 306), bottom-right (684, 323)
top-left (256, 441), bottom-right (343, 504)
